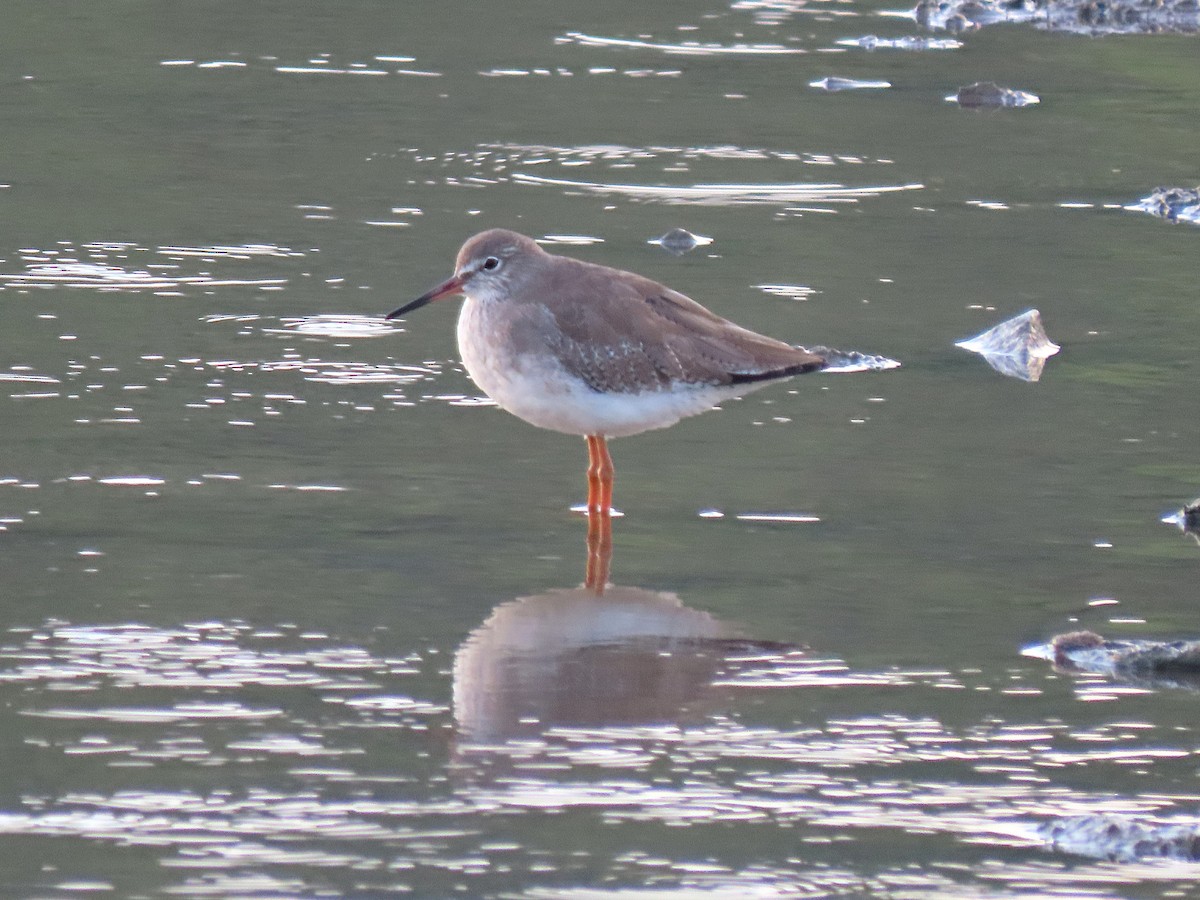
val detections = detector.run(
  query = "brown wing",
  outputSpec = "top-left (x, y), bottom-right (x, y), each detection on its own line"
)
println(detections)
top-left (532, 257), bottom-right (825, 393)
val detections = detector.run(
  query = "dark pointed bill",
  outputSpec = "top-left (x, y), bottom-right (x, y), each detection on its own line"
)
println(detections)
top-left (385, 274), bottom-right (465, 320)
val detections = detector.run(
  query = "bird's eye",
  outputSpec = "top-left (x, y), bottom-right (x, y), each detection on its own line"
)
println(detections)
top-left (482, 256), bottom-right (501, 271)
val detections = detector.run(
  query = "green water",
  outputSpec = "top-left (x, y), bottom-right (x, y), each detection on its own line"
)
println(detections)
top-left (2, 1), bottom-right (1199, 896)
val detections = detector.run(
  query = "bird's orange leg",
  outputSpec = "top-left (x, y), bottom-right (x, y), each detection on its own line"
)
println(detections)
top-left (583, 434), bottom-right (614, 593)
top-left (595, 435), bottom-right (614, 515)
top-left (585, 435), bottom-right (603, 514)
top-left (585, 435), bottom-right (614, 515)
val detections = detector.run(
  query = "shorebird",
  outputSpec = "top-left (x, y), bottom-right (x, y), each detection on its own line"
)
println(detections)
top-left (387, 229), bottom-right (891, 515)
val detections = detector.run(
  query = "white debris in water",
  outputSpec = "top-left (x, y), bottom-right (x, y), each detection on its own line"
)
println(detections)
top-left (809, 76), bottom-right (892, 91)
top-left (955, 309), bottom-right (1060, 382)
top-left (648, 228), bottom-right (713, 254)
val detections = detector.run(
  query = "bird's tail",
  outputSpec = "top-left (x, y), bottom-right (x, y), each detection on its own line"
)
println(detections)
top-left (807, 346), bottom-right (901, 374)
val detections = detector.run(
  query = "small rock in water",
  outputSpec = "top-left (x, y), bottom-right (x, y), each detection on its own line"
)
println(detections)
top-left (913, 0), bottom-right (1200, 35)
top-left (1025, 630), bottom-right (1200, 688)
top-left (1127, 186), bottom-right (1200, 225)
top-left (949, 81), bottom-right (1040, 108)
top-left (1040, 814), bottom-right (1200, 863)
top-left (1162, 497), bottom-right (1200, 543)
top-left (955, 309), bottom-right (1060, 382)
top-left (914, 0), bottom-right (1018, 31)
top-left (809, 76), bottom-right (892, 92)
top-left (648, 228), bottom-right (713, 255)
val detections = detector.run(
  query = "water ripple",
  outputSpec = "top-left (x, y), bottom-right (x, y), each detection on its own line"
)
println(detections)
top-left (260, 314), bottom-right (396, 339)
top-left (0, 242), bottom-right (299, 294)
top-left (206, 357), bottom-right (434, 385)
top-left (512, 172), bottom-right (923, 206)
top-left (0, 622), bottom-right (411, 691)
top-left (558, 31), bottom-right (808, 56)
top-left (2, 613), bottom-right (1198, 893)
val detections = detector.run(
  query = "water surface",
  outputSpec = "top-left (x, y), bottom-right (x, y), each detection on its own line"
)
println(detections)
top-left (2, 0), bottom-right (1199, 895)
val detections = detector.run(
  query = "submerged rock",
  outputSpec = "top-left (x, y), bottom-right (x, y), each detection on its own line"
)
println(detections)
top-left (1024, 630), bottom-right (1200, 688)
top-left (647, 227), bottom-right (713, 255)
top-left (913, 0), bottom-right (1200, 34)
top-left (955, 309), bottom-right (1060, 381)
top-left (1127, 186), bottom-right (1200, 225)
top-left (1040, 815), bottom-right (1200, 863)
top-left (949, 81), bottom-right (1040, 108)
top-left (806, 345), bottom-right (902, 373)
top-left (836, 34), bottom-right (964, 49)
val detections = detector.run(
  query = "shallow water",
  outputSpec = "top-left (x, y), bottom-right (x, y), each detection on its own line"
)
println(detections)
top-left (2, 1), bottom-right (1200, 896)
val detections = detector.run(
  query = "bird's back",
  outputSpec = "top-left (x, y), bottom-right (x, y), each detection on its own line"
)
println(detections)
top-left (525, 254), bottom-right (826, 394)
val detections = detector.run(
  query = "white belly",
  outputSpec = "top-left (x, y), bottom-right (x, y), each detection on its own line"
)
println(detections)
top-left (456, 298), bottom-right (752, 438)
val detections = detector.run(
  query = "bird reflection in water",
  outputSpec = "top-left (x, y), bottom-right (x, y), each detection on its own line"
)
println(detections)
top-left (583, 500), bottom-right (612, 593)
top-left (453, 512), bottom-right (798, 745)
